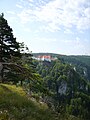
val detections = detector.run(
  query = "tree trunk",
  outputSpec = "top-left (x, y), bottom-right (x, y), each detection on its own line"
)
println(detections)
top-left (1, 68), bottom-right (4, 83)
top-left (21, 80), bottom-right (23, 86)
top-left (0, 63), bottom-right (4, 83)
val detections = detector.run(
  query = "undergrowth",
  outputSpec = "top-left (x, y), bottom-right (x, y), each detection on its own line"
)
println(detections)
top-left (0, 84), bottom-right (82, 120)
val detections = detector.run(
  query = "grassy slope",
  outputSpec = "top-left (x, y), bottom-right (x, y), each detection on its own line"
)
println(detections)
top-left (0, 84), bottom-right (80, 120)
top-left (0, 84), bottom-right (57, 120)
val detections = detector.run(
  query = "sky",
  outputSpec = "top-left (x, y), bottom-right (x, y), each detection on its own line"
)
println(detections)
top-left (0, 0), bottom-right (90, 55)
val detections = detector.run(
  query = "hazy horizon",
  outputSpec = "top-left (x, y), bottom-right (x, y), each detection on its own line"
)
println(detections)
top-left (32, 52), bottom-right (90, 56)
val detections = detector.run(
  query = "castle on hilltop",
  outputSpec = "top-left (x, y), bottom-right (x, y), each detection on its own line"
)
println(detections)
top-left (33, 55), bottom-right (57, 62)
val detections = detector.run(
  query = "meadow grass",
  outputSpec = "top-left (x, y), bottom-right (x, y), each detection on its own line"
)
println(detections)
top-left (0, 84), bottom-right (82, 120)
top-left (0, 84), bottom-right (58, 120)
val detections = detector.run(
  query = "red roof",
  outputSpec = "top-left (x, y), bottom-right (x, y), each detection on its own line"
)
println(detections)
top-left (38, 55), bottom-right (51, 59)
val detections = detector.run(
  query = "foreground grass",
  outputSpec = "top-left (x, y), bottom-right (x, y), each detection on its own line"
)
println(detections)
top-left (0, 84), bottom-right (57, 120)
top-left (0, 84), bottom-right (81, 120)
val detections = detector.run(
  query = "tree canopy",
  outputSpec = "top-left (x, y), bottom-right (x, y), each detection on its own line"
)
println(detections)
top-left (0, 13), bottom-right (22, 82)
top-left (0, 13), bottom-right (21, 62)
top-left (0, 13), bottom-right (44, 95)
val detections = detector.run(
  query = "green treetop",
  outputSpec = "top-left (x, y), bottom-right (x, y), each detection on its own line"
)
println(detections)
top-left (0, 13), bottom-right (21, 62)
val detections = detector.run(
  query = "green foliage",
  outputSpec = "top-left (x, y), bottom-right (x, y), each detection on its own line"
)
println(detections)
top-left (35, 59), bottom-right (90, 119)
top-left (33, 53), bottom-right (90, 81)
top-left (0, 13), bottom-right (21, 83)
top-left (0, 13), bottom-right (41, 89)
top-left (0, 13), bottom-right (21, 61)
top-left (0, 84), bottom-right (73, 120)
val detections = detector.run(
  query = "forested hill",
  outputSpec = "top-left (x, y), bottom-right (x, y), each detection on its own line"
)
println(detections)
top-left (33, 53), bottom-right (90, 81)
top-left (33, 53), bottom-right (90, 66)
top-left (1, 13), bottom-right (89, 120)
top-left (32, 54), bottom-right (90, 119)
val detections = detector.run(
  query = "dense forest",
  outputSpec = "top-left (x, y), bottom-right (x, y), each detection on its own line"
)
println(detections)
top-left (33, 53), bottom-right (90, 81)
top-left (33, 53), bottom-right (90, 119)
top-left (0, 14), bottom-right (90, 120)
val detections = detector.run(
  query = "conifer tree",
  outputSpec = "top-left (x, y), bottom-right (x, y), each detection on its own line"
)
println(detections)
top-left (0, 13), bottom-right (42, 95)
top-left (0, 13), bottom-right (21, 82)
top-left (0, 13), bottom-right (21, 62)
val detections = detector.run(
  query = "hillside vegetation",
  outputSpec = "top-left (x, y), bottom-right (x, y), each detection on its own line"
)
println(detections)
top-left (0, 84), bottom-right (57, 120)
top-left (33, 57), bottom-right (90, 120)
top-left (33, 53), bottom-right (90, 81)
top-left (0, 84), bottom-right (82, 120)
top-left (0, 13), bottom-right (90, 120)
top-left (33, 53), bottom-right (90, 66)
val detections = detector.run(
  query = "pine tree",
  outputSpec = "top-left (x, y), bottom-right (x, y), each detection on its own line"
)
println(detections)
top-left (0, 13), bottom-right (42, 94)
top-left (0, 13), bottom-right (21, 82)
top-left (0, 13), bottom-right (21, 62)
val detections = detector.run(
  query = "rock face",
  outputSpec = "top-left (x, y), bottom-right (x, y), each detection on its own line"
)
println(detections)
top-left (58, 81), bottom-right (67, 95)
top-left (0, 63), bottom-right (3, 71)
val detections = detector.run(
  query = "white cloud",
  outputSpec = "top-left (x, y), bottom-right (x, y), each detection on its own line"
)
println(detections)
top-left (34, 37), bottom-right (57, 43)
top-left (17, 0), bottom-right (90, 31)
top-left (64, 28), bottom-right (73, 34)
top-left (40, 23), bottom-right (61, 32)
top-left (84, 8), bottom-right (90, 18)
top-left (17, 9), bottom-right (35, 23)
top-left (63, 37), bottom-right (85, 50)
top-left (16, 4), bottom-right (23, 8)
top-left (77, 17), bottom-right (90, 30)
top-left (28, 0), bottom-right (33, 2)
